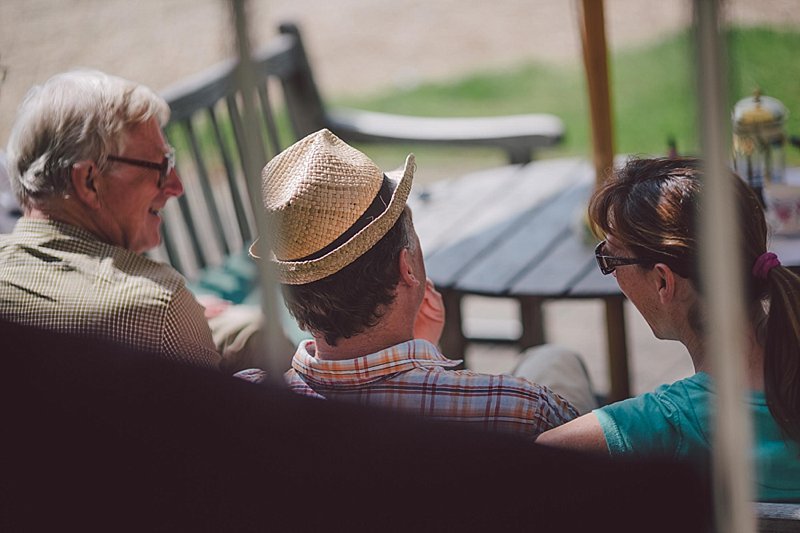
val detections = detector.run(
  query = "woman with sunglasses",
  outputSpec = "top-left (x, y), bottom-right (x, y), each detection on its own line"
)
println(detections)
top-left (536, 157), bottom-right (800, 502)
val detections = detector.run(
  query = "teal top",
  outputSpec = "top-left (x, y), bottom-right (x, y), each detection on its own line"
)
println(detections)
top-left (595, 372), bottom-right (800, 502)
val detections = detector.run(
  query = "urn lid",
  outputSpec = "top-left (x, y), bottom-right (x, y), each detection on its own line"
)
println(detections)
top-left (732, 89), bottom-right (787, 138)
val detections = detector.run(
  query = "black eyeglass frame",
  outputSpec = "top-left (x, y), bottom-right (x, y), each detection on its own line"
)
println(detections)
top-left (106, 147), bottom-right (175, 188)
top-left (594, 240), bottom-right (654, 276)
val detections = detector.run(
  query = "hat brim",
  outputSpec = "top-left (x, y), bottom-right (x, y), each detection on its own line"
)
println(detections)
top-left (250, 153), bottom-right (415, 285)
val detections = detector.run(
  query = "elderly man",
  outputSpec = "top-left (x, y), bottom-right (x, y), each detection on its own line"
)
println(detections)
top-left (2, 70), bottom-right (219, 369)
top-left (256, 129), bottom-right (588, 437)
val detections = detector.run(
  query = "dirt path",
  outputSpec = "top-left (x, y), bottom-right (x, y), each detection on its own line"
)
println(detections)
top-left (1, 0), bottom-right (798, 142)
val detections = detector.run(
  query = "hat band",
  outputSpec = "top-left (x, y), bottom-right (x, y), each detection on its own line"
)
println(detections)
top-left (295, 174), bottom-right (395, 262)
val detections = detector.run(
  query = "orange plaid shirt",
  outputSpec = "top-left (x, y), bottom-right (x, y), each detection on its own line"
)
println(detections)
top-left (285, 339), bottom-right (578, 438)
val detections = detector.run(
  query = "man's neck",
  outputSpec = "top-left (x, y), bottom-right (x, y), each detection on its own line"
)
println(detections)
top-left (27, 202), bottom-right (88, 230)
top-left (26, 202), bottom-right (110, 247)
top-left (24, 206), bottom-right (51, 220)
top-left (311, 300), bottom-right (417, 361)
top-left (312, 325), bottom-right (413, 361)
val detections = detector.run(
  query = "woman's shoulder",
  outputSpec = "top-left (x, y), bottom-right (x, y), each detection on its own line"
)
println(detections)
top-left (652, 372), bottom-right (711, 402)
top-left (595, 373), bottom-right (712, 458)
top-left (602, 373), bottom-right (710, 417)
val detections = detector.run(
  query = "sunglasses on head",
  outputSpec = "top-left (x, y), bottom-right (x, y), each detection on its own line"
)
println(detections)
top-left (594, 240), bottom-right (653, 275)
top-left (106, 147), bottom-right (176, 188)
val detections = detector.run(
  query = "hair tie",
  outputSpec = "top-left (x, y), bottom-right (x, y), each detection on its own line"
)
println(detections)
top-left (752, 252), bottom-right (781, 279)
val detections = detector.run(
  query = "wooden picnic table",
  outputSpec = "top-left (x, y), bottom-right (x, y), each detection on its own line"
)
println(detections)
top-left (408, 157), bottom-right (800, 403)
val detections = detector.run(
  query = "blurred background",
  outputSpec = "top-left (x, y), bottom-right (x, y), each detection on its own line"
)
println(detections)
top-left (2, 0), bottom-right (800, 182)
top-left (2, 0), bottom-right (799, 394)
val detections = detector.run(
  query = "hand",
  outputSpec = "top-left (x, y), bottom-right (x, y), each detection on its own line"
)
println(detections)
top-left (195, 294), bottom-right (232, 319)
top-left (413, 278), bottom-right (445, 345)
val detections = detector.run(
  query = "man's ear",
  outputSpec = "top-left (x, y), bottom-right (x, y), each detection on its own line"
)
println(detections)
top-left (398, 248), bottom-right (420, 287)
top-left (653, 263), bottom-right (676, 305)
top-left (70, 161), bottom-right (100, 209)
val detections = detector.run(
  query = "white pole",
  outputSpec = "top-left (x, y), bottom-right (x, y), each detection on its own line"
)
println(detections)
top-left (230, 0), bottom-right (287, 384)
top-left (694, 1), bottom-right (755, 531)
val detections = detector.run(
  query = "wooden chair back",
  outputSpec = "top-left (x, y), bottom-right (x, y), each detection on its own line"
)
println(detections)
top-left (153, 21), bottom-right (565, 299)
top-left (154, 31), bottom-right (310, 296)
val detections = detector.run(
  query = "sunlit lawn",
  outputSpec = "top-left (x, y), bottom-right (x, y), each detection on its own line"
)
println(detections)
top-left (334, 26), bottom-right (800, 181)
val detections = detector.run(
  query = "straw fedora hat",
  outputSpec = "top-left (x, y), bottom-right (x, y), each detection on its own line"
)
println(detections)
top-left (251, 129), bottom-right (415, 285)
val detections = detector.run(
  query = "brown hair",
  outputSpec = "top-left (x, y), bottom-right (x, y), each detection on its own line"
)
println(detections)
top-left (589, 157), bottom-right (800, 443)
top-left (282, 208), bottom-right (413, 346)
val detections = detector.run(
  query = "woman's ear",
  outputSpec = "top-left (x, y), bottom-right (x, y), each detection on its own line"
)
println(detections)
top-left (653, 263), bottom-right (676, 304)
top-left (70, 161), bottom-right (101, 209)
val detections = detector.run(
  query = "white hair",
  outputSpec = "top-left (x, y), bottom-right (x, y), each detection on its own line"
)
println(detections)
top-left (5, 69), bottom-right (170, 208)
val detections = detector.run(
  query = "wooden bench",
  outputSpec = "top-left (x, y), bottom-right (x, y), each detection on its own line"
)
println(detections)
top-left (153, 21), bottom-right (565, 298)
top-left (275, 23), bottom-right (564, 165)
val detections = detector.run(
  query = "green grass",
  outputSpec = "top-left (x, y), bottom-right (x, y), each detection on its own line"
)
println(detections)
top-left (334, 26), bottom-right (800, 174)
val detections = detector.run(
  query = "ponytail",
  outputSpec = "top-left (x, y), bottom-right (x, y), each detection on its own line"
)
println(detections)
top-left (762, 265), bottom-right (800, 444)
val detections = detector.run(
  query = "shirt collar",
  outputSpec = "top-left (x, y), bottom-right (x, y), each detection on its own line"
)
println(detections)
top-left (291, 339), bottom-right (462, 386)
top-left (13, 217), bottom-right (103, 244)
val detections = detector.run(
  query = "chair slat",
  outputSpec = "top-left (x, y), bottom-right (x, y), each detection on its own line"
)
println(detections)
top-left (257, 84), bottom-right (282, 158)
top-left (207, 105), bottom-right (253, 244)
top-left (184, 117), bottom-right (230, 258)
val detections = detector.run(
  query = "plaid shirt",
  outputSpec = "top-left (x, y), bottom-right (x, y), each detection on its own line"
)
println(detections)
top-left (285, 339), bottom-right (578, 438)
top-left (0, 218), bottom-right (220, 369)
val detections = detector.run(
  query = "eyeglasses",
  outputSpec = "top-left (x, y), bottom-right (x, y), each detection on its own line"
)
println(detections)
top-left (594, 240), bottom-right (653, 275)
top-left (106, 147), bottom-right (175, 188)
